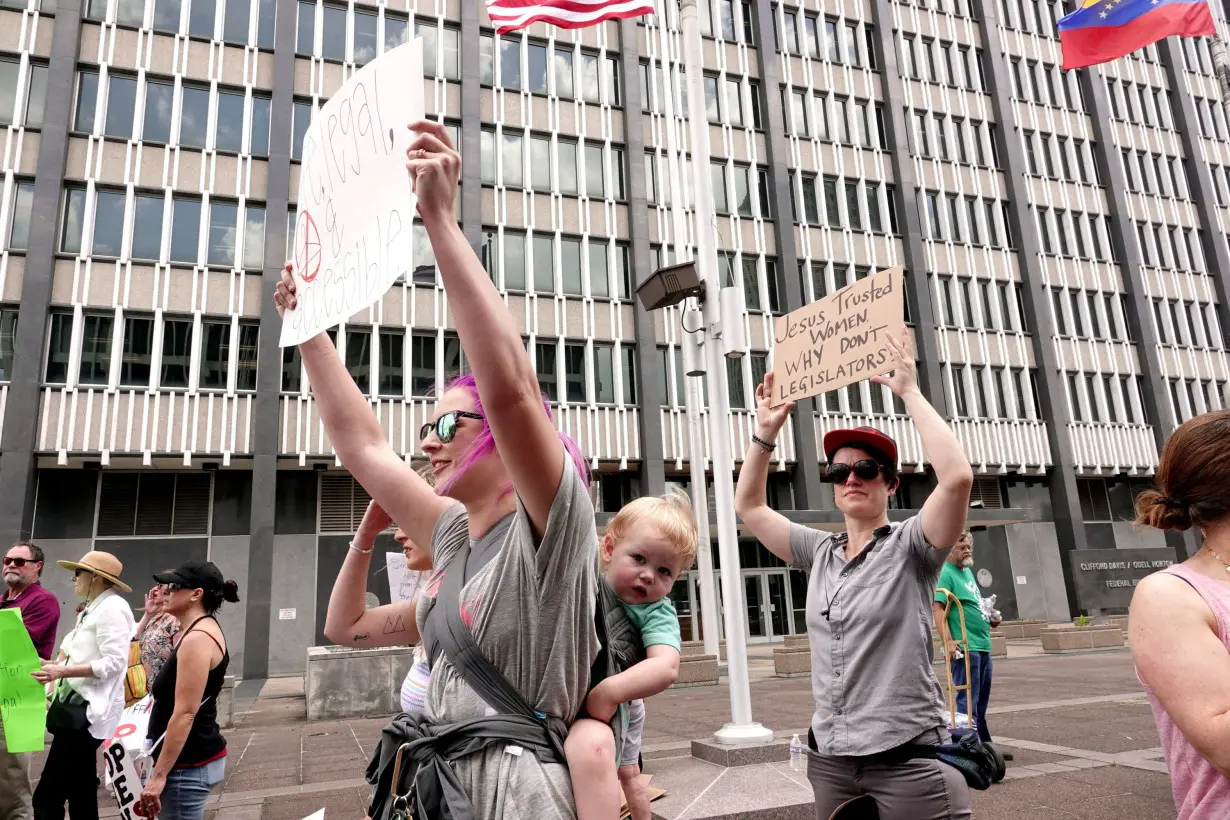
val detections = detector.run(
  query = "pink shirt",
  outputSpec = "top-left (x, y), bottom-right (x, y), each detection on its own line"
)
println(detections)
top-left (1143, 564), bottom-right (1230, 820)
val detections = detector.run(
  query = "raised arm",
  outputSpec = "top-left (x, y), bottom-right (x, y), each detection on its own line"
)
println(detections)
top-left (735, 372), bottom-right (795, 563)
top-left (872, 331), bottom-right (973, 550)
top-left (323, 501), bottom-right (420, 648)
top-left (274, 272), bottom-right (452, 551)
top-left (1131, 571), bottom-right (1230, 778)
top-left (406, 121), bottom-right (564, 538)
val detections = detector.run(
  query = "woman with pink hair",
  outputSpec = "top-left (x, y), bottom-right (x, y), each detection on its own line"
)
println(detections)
top-left (274, 121), bottom-right (598, 819)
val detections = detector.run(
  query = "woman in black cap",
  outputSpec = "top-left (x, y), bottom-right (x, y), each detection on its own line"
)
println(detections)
top-left (135, 561), bottom-right (239, 820)
top-left (735, 332), bottom-right (975, 819)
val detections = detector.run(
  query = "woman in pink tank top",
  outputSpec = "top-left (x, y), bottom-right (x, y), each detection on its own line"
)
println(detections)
top-left (1130, 408), bottom-right (1230, 820)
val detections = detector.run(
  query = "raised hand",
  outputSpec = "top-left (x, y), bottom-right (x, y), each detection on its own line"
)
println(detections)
top-left (357, 500), bottom-right (393, 538)
top-left (869, 328), bottom-right (919, 398)
top-left (273, 261), bottom-right (297, 319)
top-left (755, 371), bottom-right (795, 441)
top-left (405, 119), bottom-right (461, 225)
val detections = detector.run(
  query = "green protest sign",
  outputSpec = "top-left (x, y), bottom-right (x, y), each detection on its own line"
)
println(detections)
top-left (0, 608), bottom-right (47, 753)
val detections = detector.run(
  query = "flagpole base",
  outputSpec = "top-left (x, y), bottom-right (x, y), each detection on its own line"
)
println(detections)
top-left (714, 722), bottom-right (776, 745)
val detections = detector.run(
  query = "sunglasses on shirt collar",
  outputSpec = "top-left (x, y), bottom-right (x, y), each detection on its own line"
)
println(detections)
top-left (821, 459), bottom-right (886, 484)
top-left (419, 411), bottom-right (484, 444)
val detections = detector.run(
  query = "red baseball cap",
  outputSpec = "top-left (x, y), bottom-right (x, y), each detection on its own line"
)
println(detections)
top-left (823, 426), bottom-right (898, 465)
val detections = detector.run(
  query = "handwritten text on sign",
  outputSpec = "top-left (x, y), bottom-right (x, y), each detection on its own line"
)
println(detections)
top-left (279, 39), bottom-right (425, 347)
top-left (771, 267), bottom-right (904, 406)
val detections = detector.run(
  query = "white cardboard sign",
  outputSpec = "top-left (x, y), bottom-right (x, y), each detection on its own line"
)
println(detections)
top-left (104, 739), bottom-right (146, 819)
top-left (386, 552), bottom-right (425, 604)
top-left (279, 39), bottom-right (425, 347)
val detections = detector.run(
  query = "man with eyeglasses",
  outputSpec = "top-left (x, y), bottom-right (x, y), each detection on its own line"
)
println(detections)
top-left (1, 540), bottom-right (61, 820)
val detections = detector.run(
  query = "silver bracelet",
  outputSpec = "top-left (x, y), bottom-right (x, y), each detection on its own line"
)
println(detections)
top-left (348, 541), bottom-right (373, 555)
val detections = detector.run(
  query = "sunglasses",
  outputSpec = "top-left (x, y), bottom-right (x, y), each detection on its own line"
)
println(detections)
top-left (2, 557), bottom-right (37, 567)
top-left (419, 411), bottom-right (484, 444)
top-left (821, 459), bottom-right (885, 484)
top-left (165, 583), bottom-right (189, 592)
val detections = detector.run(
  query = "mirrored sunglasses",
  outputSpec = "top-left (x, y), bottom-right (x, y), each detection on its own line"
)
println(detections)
top-left (419, 410), bottom-right (484, 444)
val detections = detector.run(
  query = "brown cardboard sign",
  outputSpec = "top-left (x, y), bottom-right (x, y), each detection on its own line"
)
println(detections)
top-left (771, 266), bottom-right (904, 407)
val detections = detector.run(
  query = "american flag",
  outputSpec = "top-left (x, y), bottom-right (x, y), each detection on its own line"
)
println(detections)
top-left (486, 0), bottom-right (656, 35)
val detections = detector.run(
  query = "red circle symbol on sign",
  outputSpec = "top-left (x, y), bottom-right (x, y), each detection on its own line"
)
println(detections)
top-left (113, 723), bottom-right (136, 739)
top-left (295, 210), bottom-right (321, 283)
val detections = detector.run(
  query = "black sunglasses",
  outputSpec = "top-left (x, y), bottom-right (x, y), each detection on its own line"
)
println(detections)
top-left (419, 411), bottom-right (484, 444)
top-left (2, 557), bottom-right (37, 567)
top-left (821, 459), bottom-right (884, 484)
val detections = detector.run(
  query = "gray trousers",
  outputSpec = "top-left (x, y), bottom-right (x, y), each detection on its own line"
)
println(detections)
top-left (805, 744), bottom-right (972, 820)
top-left (0, 711), bottom-right (34, 820)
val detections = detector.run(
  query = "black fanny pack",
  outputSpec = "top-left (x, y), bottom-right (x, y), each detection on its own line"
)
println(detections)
top-left (809, 727), bottom-right (998, 791)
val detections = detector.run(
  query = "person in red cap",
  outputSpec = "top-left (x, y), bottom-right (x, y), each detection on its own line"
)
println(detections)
top-left (735, 331), bottom-right (974, 819)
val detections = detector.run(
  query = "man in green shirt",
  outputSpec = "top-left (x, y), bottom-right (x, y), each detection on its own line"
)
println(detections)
top-left (933, 531), bottom-right (1000, 743)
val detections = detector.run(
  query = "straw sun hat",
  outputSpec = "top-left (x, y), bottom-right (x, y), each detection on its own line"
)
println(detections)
top-left (56, 550), bottom-right (132, 594)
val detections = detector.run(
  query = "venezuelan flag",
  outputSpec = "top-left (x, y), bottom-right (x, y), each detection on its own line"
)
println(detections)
top-left (1057, 0), bottom-right (1215, 69)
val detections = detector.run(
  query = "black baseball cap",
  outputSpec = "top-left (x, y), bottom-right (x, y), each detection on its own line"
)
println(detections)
top-left (154, 560), bottom-right (225, 592)
top-left (823, 426), bottom-right (899, 465)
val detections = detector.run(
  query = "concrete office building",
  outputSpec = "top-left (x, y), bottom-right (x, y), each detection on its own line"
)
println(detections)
top-left (1, 0), bottom-right (1227, 677)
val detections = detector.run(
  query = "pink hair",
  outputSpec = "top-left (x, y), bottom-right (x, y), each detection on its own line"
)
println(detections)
top-left (435, 373), bottom-right (590, 497)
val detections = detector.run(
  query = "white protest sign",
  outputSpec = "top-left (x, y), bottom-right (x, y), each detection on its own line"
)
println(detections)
top-left (771, 266), bottom-right (904, 406)
top-left (300, 811), bottom-right (326, 820)
top-left (279, 39), bottom-right (425, 347)
top-left (104, 739), bottom-right (146, 819)
top-left (386, 552), bottom-right (425, 604)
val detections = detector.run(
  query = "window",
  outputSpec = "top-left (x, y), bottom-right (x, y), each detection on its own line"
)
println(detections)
top-left (199, 320), bottom-right (231, 390)
top-left (117, 316), bottom-right (154, 388)
top-left (742, 257), bottom-right (761, 312)
top-left (6, 180), bottom-right (34, 252)
top-left (160, 318), bottom-right (192, 388)
top-left (223, 0), bottom-right (251, 44)
top-left (949, 365), bottom-right (969, 416)
top-left (791, 91), bottom-right (809, 136)
top-left (189, 0), bottom-right (216, 38)
top-left (564, 343), bottom-right (585, 402)
top-left (60, 187), bottom-right (87, 255)
top-left (589, 240), bottom-right (609, 299)
top-left (845, 180), bottom-right (861, 230)
top-left (500, 37), bottom-right (521, 90)
top-left (319, 4), bottom-right (345, 60)
top-left (823, 176), bottom-right (840, 226)
top-left (406, 332), bottom-right (435, 397)
top-left (595, 345), bottom-right (616, 404)
top-left (585, 143), bottom-right (604, 198)
top-left (207, 200), bottom-right (238, 267)
top-left (296, 0), bottom-right (315, 53)
top-left (79, 313), bottom-right (113, 387)
top-left (292, 100), bottom-right (312, 160)
top-left (129, 193), bottom-right (165, 261)
top-left (1068, 372), bottom-right (1083, 421)
top-left (92, 190), bottom-right (126, 258)
top-left (558, 139), bottom-right (579, 195)
top-left (345, 328), bottom-right (371, 394)
top-left (711, 162), bottom-right (729, 214)
top-left (535, 341), bottom-right (558, 400)
top-left (533, 235), bottom-right (554, 293)
top-left (503, 131), bottom-right (524, 189)
top-left (235, 321), bottom-right (258, 391)
top-left (103, 73), bottom-right (138, 139)
top-left (732, 165), bottom-right (752, 217)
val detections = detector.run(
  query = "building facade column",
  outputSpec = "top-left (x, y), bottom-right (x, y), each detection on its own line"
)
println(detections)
top-left (0, 0), bottom-right (87, 547)
top-left (620, 19), bottom-right (666, 497)
top-left (975, 5), bottom-right (1086, 615)
top-left (751, 0), bottom-right (822, 508)
top-left (243, 0), bottom-right (299, 679)
top-left (460, 0), bottom-right (482, 251)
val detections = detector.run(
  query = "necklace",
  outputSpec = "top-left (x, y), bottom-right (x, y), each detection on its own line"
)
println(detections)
top-left (1204, 545), bottom-right (1230, 574)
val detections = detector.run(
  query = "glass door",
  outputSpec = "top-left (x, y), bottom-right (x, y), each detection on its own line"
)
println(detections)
top-left (745, 574), bottom-right (768, 641)
top-left (766, 571), bottom-right (790, 637)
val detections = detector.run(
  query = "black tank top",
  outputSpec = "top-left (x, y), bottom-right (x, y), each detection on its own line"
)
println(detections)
top-left (147, 615), bottom-right (229, 766)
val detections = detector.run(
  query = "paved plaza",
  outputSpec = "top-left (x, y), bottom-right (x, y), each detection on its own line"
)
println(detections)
top-left (26, 643), bottom-right (1174, 820)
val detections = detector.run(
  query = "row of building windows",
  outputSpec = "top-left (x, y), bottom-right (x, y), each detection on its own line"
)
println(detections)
top-left (900, 35), bottom-right (985, 93)
top-left (698, 72), bottom-right (763, 129)
top-left (910, 111), bottom-right (1001, 169)
top-left (1047, 287), bottom-right (1133, 342)
top-left (1064, 371), bottom-right (1151, 425)
top-left (74, 69), bottom-right (272, 156)
top-left (1151, 297), bottom-right (1224, 349)
top-left (84, 0), bottom-right (275, 50)
top-left (1134, 221), bottom-right (1207, 274)
top-left (776, 9), bottom-right (877, 70)
top-left (933, 275), bottom-right (1030, 334)
top-left (785, 90), bottom-right (888, 150)
top-left (1119, 148), bottom-right (1187, 199)
top-left (791, 174), bottom-right (899, 234)
top-left (1023, 130), bottom-right (1100, 186)
top-left (0, 56), bottom-right (47, 130)
top-left (1167, 376), bottom-right (1227, 424)
top-left (1034, 207), bottom-right (1111, 262)
top-left (1178, 35), bottom-right (1220, 77)
top-left (644, 152), bottom-right (772, 219)
top-left (693, 0), bottom-right (756, 44)
top-left (43, 186), bottom-right (267, 270)
top-left (1104, 78), bottom-right (1174, 131)
top-left (478, 32), bottom-right (620, 106)
top-left (898, 0), bottom-right (979, 18)
top-left (998, 0), bottom-right (1064, 35)
top-left (478, 129), bottom-right (626, 200)
top-left (295, 2), bottom-right (453, 74)
top-left (922, 190), bottom-right (1014, 249)
top-left (1193, 95), bottom-right (1230, 142)
top-left (1009, 56), bottom-right (1084, 113)
top-left (40, 310), bottom-right (259, 392)
top-left (945, 364), bottom-right (1046, 421)
top-left (476, 230), bottom-right (634, 301)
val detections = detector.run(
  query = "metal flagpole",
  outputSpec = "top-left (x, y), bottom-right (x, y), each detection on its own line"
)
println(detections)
top-left (677, 0), bottom-right (773, 743)
top-left (653, 3), bottom-right (722, 659)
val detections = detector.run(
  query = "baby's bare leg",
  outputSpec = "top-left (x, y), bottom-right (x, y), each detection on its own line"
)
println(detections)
top-left (618, 763), bottom-right (651, 820)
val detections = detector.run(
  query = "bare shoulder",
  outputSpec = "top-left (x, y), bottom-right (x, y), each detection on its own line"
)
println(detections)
top-left (1130, 570), bottom-right (1215, 635)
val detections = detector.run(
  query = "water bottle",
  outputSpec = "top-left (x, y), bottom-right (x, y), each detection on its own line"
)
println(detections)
top-left (789, 733), bottom-right (805, 771)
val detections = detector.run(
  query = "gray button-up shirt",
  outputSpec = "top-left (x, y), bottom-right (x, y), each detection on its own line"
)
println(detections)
top-left (790, 515), bottom-right (951, 757)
